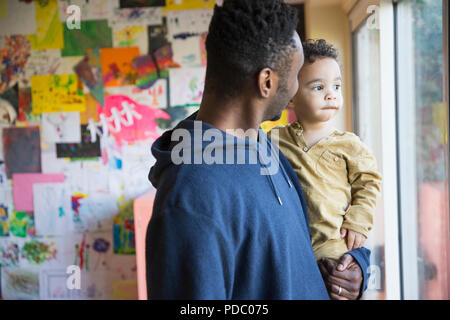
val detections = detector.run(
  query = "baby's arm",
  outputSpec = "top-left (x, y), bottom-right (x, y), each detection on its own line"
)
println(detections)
top-left (342, 140), bottom-right (382, 249)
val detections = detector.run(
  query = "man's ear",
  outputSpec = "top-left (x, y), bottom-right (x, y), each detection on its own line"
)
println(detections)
top-left (258, 68), bottom-right (278, 98)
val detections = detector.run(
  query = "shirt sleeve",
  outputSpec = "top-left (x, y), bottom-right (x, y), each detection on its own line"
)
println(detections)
top-left (342, 141), bottom-right (382, 237)
top-left (146, 206), bottom-right (234, 300)
top-left (346, 246), bottom-right (371, 299)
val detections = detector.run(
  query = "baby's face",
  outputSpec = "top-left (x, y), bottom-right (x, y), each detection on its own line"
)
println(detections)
top-left (290, 57), bottom-right (343, 124)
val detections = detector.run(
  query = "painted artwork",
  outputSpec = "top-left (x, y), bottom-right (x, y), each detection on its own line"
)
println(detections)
top-left (110, 7), bottom-right (162, 27)
top-left (21, 240), bottom-right (58, 266)
top-left (80, 94), bottom-right (100, 125)
top-left (74, 48), bottom-right (104, 106)
top-left (113, 200), bottom-right (136, 254)
top-left (56, 125), bottom-right (101, 159)
top-left (113, 25), bottom-right (149, 55)
top-left (0, 84), bottom-right (19, 125)
top-left (0, 203), bottom-right (9, 236)
top-left (2, 127), bottom-right (41, 179)
top-left (30, 74), bottom-right (86, 114)
top-left (0, 35), bottom-right (31, 93)
top-left (169, 67), bottom-right (206, 107)
top-left (62, 20), bottom-right (113, 57)
top-left (0, 240), bottom-right (19, 267)
top-left (119, 0), bottom-right (165, 8)
top-left (1, 267), bottom-right (40, 300)
top-left (58, 0), bottom-right (119, 21)
top-left (18, 49), bottom-right (62, 88)
top-left (98, 94), bottom-right (170, 144)
top-left (101, 47), bottom-right (140, 87)
top-left (27, 0), bottom-right (64, 50)
top-left (105, 80), bottom-right (168, 109)
top-left (9, 211), bottom-right (35, 238)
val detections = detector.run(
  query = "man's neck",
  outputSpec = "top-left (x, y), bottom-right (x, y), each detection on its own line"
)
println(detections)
top-left (196, 93), bottom-right (262, 140)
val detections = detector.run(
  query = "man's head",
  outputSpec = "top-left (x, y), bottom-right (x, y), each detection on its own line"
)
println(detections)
top-left (289, 39), bottom-right (343, 124)
top-left (205, 0), bottom-right (303, 121)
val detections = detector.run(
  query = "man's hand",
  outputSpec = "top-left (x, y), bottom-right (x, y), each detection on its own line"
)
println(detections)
top-left (340, 228), bottom-right (366, 250)
top-left (318, 254), bottom-right (363, 300)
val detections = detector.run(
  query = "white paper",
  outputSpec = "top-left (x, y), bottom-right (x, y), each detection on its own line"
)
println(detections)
top-left (172, 37), bottom-right (202, 67)
top-left (169, 67), bottom-right (206, 107)
top-left (33, 183), bottom-right (72, 236)
top-left (42, 112), bottom-right (82, 143)
top-left (0, 0), bottom-right (37, 36)
top-left (166, 9), bottom-right (213, 39)
top-left (109, 7), bottom-right (162, 27)
top-left (58, 0), bottom-right (120, 22)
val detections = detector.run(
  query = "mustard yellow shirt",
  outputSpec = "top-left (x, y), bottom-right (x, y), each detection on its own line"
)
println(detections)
top-left (268, 121), bottom-right (382, 261)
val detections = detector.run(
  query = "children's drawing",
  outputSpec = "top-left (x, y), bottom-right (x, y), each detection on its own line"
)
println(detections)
top-left (42, 112), bottom-right (82, 144)
top-left (62, 20), bottom-right (113, 57)
top-left (0, 35), bottom-right (31, 93)
top-left (56, 125), bottom-right (101, 159)
top-left (0, 240), bottom-right (19, 267)
top-left (9, 211), bottom-right (35, 238)
top-left (110, 7), bottom-right (162, 27)
top-left (113, 200), bottom-right (135, 254)
top-left (2, 127), bottom-right (41, 179)
top-left (166, 9), bottom-right (213, 40)
top-left (27, 0), bottom-right (64, 50)
top-left (95, 94), bottom-right (170, 145)
top-left (58, 0), bottom-right (118, 21)
top-left (92, 237), bottom-right (110, 270)
top-left (1, 267), bottom-right (40, 300)
top-left (113, 25), bottom-right (149, 56)
top-left (21, 240), bottom-right (57, 266)
top-left (169, 67), bottom-right (206, 107)
top-left (105, 80), bottom-right (167, 109)
top-left (101, 47), bottom-right (140, 87)
top-left (12, 173), bottom-right (66, 212)
top-left (33, 183), bottom-right (72, 237)
top-left (74, 48), bottom-right (104, 106)
top-left (31, 74), bottom-right (86, 114)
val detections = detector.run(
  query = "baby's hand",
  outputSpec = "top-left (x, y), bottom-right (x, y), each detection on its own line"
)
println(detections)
top-left (340, 228), bottom-right (366, 250)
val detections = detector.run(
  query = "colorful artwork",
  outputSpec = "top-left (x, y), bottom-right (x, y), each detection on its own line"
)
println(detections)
top-left (0, 35), bottom-right (31, 93)
top-left (119, 0), bottom-right (165, 8)
top-left (0, 241), bottom-right (19, 267)
top-left (17, 87), bottom-right (38, 122)
top-left (80, 94), bottom-right (100, 125)
top-left (0, 85), bottom-right (19, 126)
top-left (105, 80), bottom-right (168, 109)
top-left (74, 48), bottom-right (104, 106)
top-left (42, 112), bottom-right (82, 143)
top-left (71, 193), bottom-right (118, 232)
top-left (92, 237), bottom-right (110, 270)
top-left (2, 127), bottom-right (41, 179)
top-left (113, 200), bottom-right (135, 254)
top-left (0, 203), bottom-right (9, 236)
top-left (98, 94), bottom-right (170, 144)
top-left (9, 211), bottom-right (35, 238)
top-left (31, 74), bottom-right (86, 114)
top-left (33, 183), bottom-right (72, 236)
top-left (169, 67), bottom-right (206, 107)
top-left (19, 49), bottom-right (61, 88)
top-left (1, 268), bottom-right (40, 300)
top-left (101, 47), bottom-right (140, 87)
top-left (58, 0), bottom-right (118, 21)
top-left (56, 125), bottom-right (101, 159)
top-left (110, 7), bottom-right (162, 27)
top-left (27, 0), bottom-right (64, 50)
top-left (164, 0), bottom-right (215, 11)
top-left (21, 240), bottom-right (57, 266)
top-left (62, 20), bottom-right (113, 57)
top-left (133, 45), bottom-right (180, 89)
top-left (113, 25), bottom-right (148, 55)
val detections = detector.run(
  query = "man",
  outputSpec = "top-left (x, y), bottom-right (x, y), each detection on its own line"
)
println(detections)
top-left (146, 0), bottom-right (370, 300)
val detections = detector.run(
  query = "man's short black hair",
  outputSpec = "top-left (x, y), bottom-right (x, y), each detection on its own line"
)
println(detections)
top-left (302, 39), bottom-right (338, 64)
top-left (205, 0), bottom-right (299, 98)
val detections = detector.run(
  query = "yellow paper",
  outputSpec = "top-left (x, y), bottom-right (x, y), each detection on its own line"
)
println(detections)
top-left (27, 0), bottom-right (63, 49)
top-left (164, 0), bottom-right (215, 11)
top-left (113, 281), bottom-right (138, 300)
top-left (31, 74), bottom-right (86, 114)
top-left (0, 0), bottom-right (7, 19)
top-left (261, 110), bottom-right (289, 133)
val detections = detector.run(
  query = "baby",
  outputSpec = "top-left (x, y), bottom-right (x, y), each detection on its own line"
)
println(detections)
top-left (270, 39), bottom-right (382, 263)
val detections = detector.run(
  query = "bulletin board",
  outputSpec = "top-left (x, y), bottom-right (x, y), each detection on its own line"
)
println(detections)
top-left (0, 0), bottom-right (216, 300)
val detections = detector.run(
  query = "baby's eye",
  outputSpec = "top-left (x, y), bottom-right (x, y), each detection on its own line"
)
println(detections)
top-left (312, 85), bottom-right (323, 91)
top-left (334, 85), bottom-right (341, 90)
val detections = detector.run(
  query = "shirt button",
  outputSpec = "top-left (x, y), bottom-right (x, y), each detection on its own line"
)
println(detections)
top-left (303, 147), bottom-right (308, 152)
top-left (334, 157), bottom-right (339, 161)
top-left (296, 131), bottom-right (302, 136)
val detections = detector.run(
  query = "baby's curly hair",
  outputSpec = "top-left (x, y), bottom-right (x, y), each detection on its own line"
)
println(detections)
top-left (302, 39), bottom-right (338, 63)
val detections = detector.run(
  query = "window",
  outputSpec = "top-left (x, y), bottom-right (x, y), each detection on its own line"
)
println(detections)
top-left (396, 0), bottom-right (449, 299)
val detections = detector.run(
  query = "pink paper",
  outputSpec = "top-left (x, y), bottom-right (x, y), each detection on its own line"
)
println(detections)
top-left (12, 173), bottom-right (66, 212)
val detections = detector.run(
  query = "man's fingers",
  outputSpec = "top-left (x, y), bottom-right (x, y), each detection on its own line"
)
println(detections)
top-left (329, 283), bottom-right (353, 300)
top-left (337, 254), bottom-right (354, 271)
top-left (321, 258), bottom-right (337, 274)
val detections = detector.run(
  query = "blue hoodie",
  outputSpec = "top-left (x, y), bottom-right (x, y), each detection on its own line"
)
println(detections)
top-left (146, 112), bottom-right (370, 299)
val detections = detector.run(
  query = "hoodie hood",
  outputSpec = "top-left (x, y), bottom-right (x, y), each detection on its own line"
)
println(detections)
top-left (148, 111), bottom-right (293, 205)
